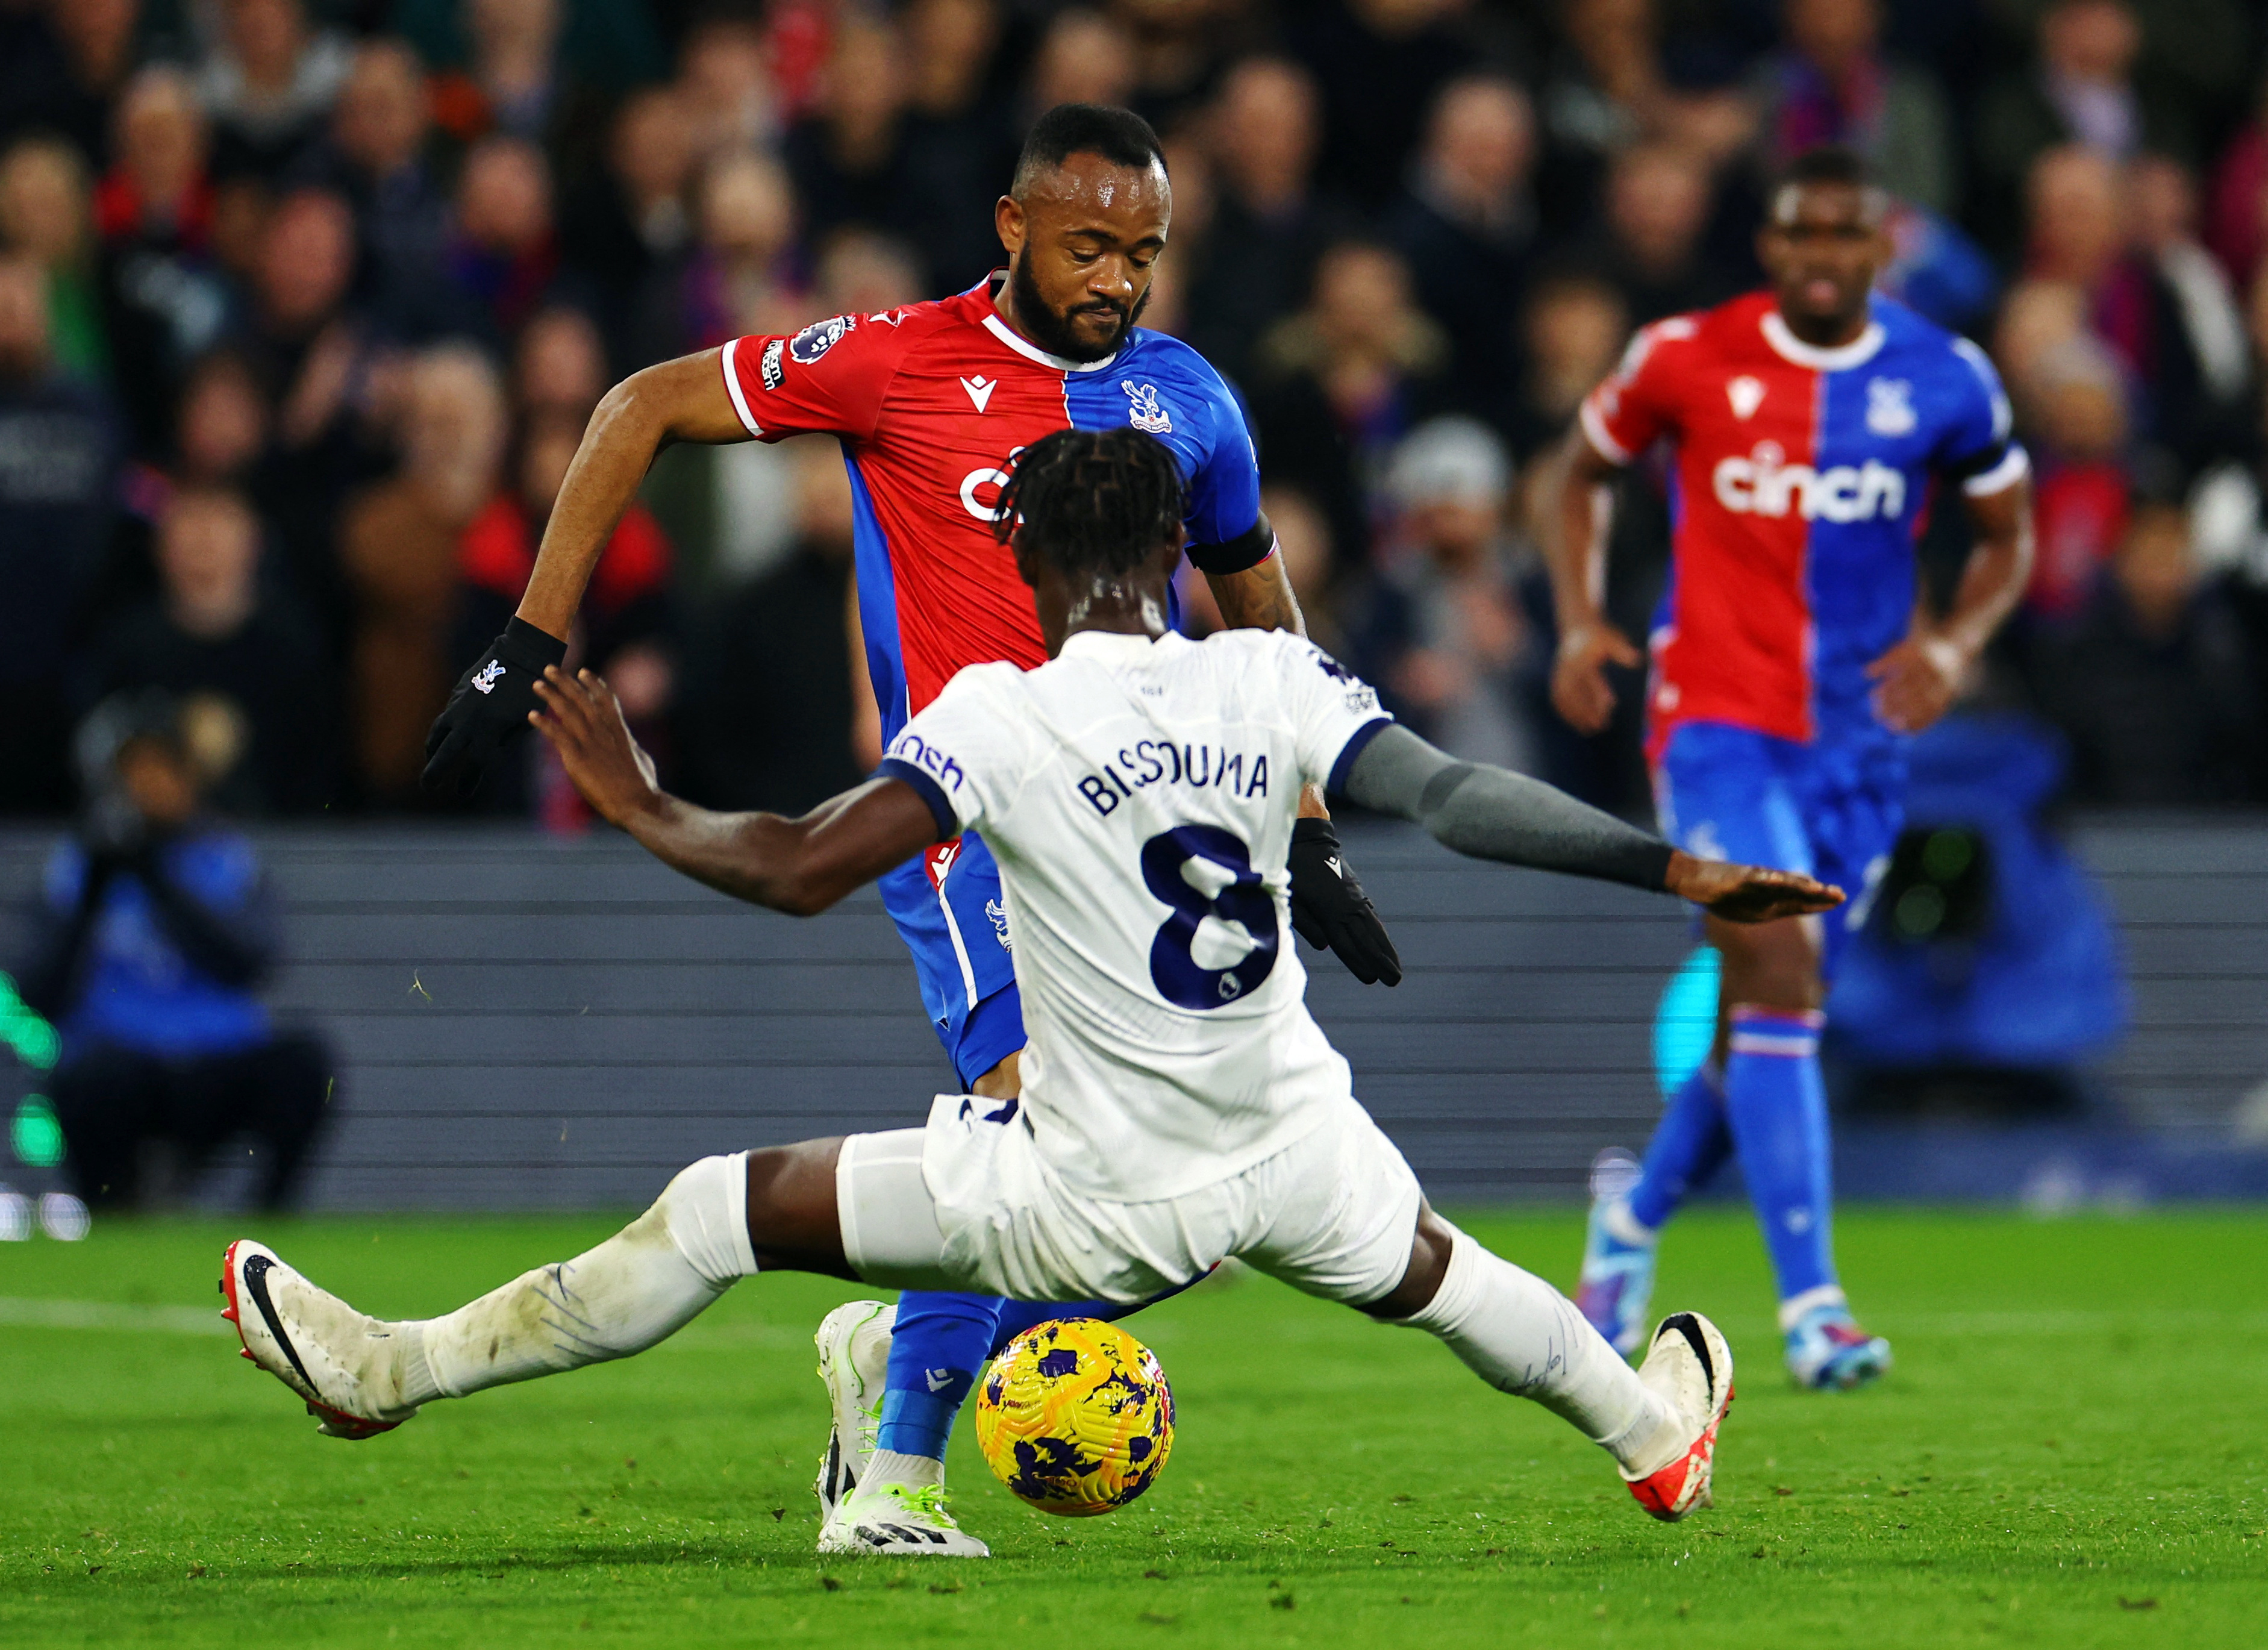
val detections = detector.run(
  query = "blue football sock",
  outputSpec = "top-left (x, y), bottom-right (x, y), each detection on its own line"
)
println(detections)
top-left (878, 1292), bottom-right (1002, 1460)
top-left (987, 1270), bottom-right (1211, 1357)
top-left (1626, 1061), bottom-right (1734, 1231)
top-left (1722, 1006), bottom-right (1840, 1308)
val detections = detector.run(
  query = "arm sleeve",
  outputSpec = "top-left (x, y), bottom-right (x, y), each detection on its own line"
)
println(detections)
top-left (1938, 337), bottom-right (2031, 496)
top-left (1270, 635), bottom-right (1396, 792)
top-left (1180, 367), bottom-right (1268, 573)
top-left (717, 311), bottom-right (900, 444)
top-left (1339, 723), bottom-right (1676, 892)
top-left (1576, 316), bottom-right (1696, 465)
top-left (875, 667), bottom-right (1031, 837)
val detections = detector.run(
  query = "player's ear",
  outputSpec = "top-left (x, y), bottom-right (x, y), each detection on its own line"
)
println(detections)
top-left (1156, 527), bottom-right (1186, 579)
top-left (996, 193), bottom-right (1025, 258)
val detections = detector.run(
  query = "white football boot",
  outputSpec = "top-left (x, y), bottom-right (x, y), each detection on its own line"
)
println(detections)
top-left (817, 1477), bottom-right (992, 1557)
top-left (220, 1239), bottom-right (419, 1439)
top-left (1621, 1310), bottom-right (1734, 1521)
top-left (812, 1300), bottom-right (893, 1523)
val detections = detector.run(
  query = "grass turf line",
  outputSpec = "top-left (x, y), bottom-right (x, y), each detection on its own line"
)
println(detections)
top-left (1, 1208), bottom-right (2258, 1648)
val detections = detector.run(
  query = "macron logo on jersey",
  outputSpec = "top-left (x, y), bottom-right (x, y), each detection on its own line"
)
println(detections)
top-left (1713, 441), bottom-right (1907, 523)
top-left (960, 375), bottom-right (997, 412)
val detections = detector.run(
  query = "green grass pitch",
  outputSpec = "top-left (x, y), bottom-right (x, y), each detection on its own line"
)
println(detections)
top-left (2, 1207), bottom-right (2260, 1648)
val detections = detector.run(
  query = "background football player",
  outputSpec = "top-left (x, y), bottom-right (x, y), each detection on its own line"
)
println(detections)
top-left (1542, 146), bottom-right (2035, 1390)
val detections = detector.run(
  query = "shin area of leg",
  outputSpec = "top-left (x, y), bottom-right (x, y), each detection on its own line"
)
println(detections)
top-left (406, 1154), bottom-right (755, 1403)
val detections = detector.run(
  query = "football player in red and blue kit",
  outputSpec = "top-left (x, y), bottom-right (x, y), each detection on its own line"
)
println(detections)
top-left (419, 105), bottom-right (1400, 1552)
top-left (1543, 148), bottom-right (2034, 1390)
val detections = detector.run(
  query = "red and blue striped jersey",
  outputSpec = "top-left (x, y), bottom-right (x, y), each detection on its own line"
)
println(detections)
top-left (1580, 292), bottom-right (2025, 754)
top-left (720, 280), bottom-right (1264, 744)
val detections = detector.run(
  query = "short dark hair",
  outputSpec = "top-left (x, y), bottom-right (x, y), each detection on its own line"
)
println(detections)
top-left (1777, 145), bottom-right (1873, 194)
top-left (993, 427), bottom-right (1186, 581)
top-left (1011, 103), bottom-right (1167, 198)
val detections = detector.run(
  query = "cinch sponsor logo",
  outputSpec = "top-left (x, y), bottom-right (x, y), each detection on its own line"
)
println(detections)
top-left (1711, 441), bottom-right (1907, 522)
top-left (890, 732), bottom-right (964, 790)
top-left (1076, 742), bottom-right (1272, 817)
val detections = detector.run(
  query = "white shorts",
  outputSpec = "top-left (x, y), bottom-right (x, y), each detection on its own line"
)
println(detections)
top-left (835, 1093), bottom-right (1424, 1308)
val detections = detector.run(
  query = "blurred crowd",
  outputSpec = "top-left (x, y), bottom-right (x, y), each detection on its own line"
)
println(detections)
top-left (4, 0), bottom-right (2268, 827)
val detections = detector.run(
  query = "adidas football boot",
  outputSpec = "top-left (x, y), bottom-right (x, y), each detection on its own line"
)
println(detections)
top-left (817, 1479), bottom-right (991, 1558)
top-left (1622, 1311), bottom-right (1734, 1521)
top-left (1785, 1304), bottom-right (1893, 1390)
top-left (220, 1239), bottom-right (418, 1439)
top-left (813, 1299), bottom-right (893, 1524)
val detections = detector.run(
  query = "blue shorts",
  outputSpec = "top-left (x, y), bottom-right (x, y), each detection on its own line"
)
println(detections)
top-left (876, 831), bottom-right (1026, 1089)
top-left (1651, 721), bottom-right (1904, 981)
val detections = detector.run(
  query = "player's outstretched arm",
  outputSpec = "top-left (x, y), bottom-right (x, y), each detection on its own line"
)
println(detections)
top-left (1340, 723), bottom-right (1842, 923)
top-left (421, 351), bottom-right (749, 798)
top-left (531, 666), bottom-right (940, 916)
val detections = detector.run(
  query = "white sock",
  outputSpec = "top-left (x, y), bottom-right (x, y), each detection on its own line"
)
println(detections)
top-left (399, 1154), bottom-right (756, 1405)
top-left (858, 1449), bottom-right (943, 1494)
top-left (1398, 1225), bottom-right (1684, 1476)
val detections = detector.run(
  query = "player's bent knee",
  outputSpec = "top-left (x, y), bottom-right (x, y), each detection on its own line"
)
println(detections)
top-left (1708, 913), bottom-right (1823, 1010)
top-left (743, 1139), bottom-right (857, 1278)
top-left (1361, 1204), bottom-right (1457, 1319)
top-left (651, 1152), bottom-right (758, 1289)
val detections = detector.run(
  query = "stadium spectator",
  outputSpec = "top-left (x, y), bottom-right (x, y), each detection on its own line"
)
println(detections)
top-left (2203, 69), bottom-right (2268, 284)
top-left (94, 65), bottom-right (226, 452)
top-left (2129, 152), bottom-right (2254, 468)
top-left (1184, 55), bottom-right (1348, 386)
top-left (513, 302), bottom-right (607, 427)
top-left (629, 150), bottom-right (801, 369)
top-left (339, 343), bottom-right (511, 806)
top-left (77, 484), bottom-right (334, 815)
top-left (16, 690), bottom-right (333, 1210)
top-left (0, 0), bottom-right (140, 167)
top-left (196, 0), bottom-right (353, 183)
top-left (295, 38), bottom-right (451, 328)
top-left (1176, 480), bottom-right (1343, 656)
top-left (0, 135), bottom-right (110, 384)
top-left (1975, 1), bottom-right (2185, 261)
top-left (781, 15), bottom-right (923, 283)
top-left (2022, 334), bottom-right (2134, 619)
top-left (1752, 0), bottom-right (1955, 216)
top-left (444, 134), bottom-right (565, 343)
top-left (423, 0), bottom-right (575, 146)
top-left (2029, 502), bottom-right (2262, 803)
top-left (0, 254), bottom-right (118, 816)
top-left (674, 9), bottom-right (778, 163)
top-left (1587, 140), bottom-right (1742, 323)
top-left (1025, 8), bottom-right (1139, 116)
top-left (562, 84), bottom-right (696, 365)
top-left (1537, 0), bottom-right (1755, 234)
top-left (679, 437), bottom-right (866, 815)
top-left (1389, 75), bottom-right (1541, 418)
top-left (899, 0), bottom-right (1015, 295)
top-left (1250, 237), bottom-right (1451, 573)
top-left (1289, 0), bottom-right (1485, 213)
top-left (1497, 267), bottom-right (1630, 464)
top-left (1345, 416), bottom-right (1535, 771)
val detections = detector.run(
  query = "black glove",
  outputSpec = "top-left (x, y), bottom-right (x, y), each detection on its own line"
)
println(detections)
top-left (1286, 817), bottom-right (1401, 986)
top-left (421, 617), bottom-right (568, 798)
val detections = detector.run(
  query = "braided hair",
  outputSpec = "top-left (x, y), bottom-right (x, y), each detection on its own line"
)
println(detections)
top-left (992, 426), bottom-right (1187, 581)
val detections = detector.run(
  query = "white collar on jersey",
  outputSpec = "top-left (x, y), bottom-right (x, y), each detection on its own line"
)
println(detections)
top-left (1761, 308), bottom-right (1886, 371)
top-left (1059, 628), bottom-right (1169, 660)
top-left (981, 310), bottom-right (1122, 373)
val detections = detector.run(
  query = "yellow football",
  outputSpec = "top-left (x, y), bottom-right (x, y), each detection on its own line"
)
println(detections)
top-left (972, 1317), bottom-right (1175, 1516)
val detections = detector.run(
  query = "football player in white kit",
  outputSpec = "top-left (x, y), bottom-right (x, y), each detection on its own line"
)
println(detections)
top-left (220, 430), bottom-right (1839, 1547)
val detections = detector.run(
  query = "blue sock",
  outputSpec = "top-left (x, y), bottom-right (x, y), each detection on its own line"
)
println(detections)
top-left (878, 1293), bottom-right (1002, 1459)
top-left (1721, 1006), bottom-right (1840, 1310)
top-left (987, 1270), bottom-right (1210, 1357)
top-left (1626, 1061), bottom-right (1734, 1231)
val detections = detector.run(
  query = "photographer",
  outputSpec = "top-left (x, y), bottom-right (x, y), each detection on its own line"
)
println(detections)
top-left (14, 693), bottom-right (332, 1211)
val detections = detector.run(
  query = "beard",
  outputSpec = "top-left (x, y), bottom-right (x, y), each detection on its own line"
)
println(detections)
top-left (1007, 248), bottom-right (1151, 363)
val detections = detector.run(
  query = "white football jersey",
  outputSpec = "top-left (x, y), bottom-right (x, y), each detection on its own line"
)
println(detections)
top-left (878, 627), bottom-right (1394, 1201)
